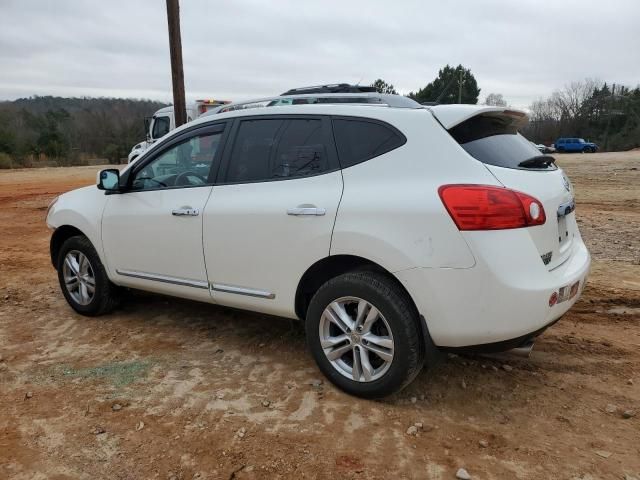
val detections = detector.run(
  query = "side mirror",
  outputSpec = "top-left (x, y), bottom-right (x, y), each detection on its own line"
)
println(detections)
top-left (97, 168), bottom-right (120, 192)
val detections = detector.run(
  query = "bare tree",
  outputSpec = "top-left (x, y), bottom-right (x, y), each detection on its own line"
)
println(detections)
top-left (484, 93), bottom-right (507, 107)
top-left (524, 79), bottom-right (605, 145)
top-left (550, 79), bottom-right (601, 120)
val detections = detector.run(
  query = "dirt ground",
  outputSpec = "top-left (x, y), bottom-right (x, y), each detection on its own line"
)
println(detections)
top-left (0, 152), bottom-right (638, 480)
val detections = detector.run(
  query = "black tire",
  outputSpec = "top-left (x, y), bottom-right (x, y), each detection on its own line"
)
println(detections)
top-left (56, 235), bottom-right (120, 316)
top-left (305, 271), bottom-right (426, 398)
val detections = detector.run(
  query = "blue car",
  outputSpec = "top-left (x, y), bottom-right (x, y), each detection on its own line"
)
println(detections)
top-left (555, 138), bottom-right (598, 153)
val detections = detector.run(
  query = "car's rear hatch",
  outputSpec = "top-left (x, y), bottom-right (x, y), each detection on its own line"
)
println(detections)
top-left (431, 106), bottom-right (577, 270)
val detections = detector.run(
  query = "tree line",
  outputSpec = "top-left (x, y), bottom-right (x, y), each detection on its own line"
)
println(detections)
top-left (371, 70), bottom-right (640, 151)
top-left (1, 67), bottom-right (638, 169)
top-left (523, 80), bottom-right (640, 151)
top-left (0, 96), bottom-right (166, 167)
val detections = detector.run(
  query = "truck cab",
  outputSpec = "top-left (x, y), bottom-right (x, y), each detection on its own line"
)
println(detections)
top-left (128, 99), bottom-right (230, 163)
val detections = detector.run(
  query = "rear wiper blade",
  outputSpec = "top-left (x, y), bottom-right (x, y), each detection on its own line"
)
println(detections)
top-left (518, 155), bottom-right (556, 168)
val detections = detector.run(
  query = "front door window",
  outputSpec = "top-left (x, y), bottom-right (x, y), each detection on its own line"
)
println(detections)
top-left (132, 132), bottom-right (222, 190)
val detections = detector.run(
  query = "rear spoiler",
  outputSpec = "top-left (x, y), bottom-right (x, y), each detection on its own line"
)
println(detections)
top-left (428, 105), bottom-right (528, 130)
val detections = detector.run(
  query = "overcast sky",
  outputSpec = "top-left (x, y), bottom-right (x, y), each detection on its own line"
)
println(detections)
top-left (1, 0), bottom-right (639, 108)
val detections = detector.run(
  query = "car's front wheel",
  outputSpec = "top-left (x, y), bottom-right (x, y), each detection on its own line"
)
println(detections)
top-left (306, 271), bottom-right (426, 398)
top-left (56, 235), bottom-right (120, 316)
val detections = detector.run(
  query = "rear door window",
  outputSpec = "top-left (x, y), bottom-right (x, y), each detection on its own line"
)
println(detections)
top-left (224, 117), bottom-right (333, 183)
top-left (332, 118), bottom-right (406, 168)
top-left (449, 113), bottom-right (556, 170)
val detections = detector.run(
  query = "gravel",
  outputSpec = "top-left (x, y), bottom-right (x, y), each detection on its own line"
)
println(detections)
top-left (605, 404), bottom-right (617, 414)
top-left (456, 467), bottom-right (472, 479)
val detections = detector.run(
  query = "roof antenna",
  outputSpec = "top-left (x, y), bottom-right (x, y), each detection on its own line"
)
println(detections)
top-left (355, 76), bottom-right (363, 86)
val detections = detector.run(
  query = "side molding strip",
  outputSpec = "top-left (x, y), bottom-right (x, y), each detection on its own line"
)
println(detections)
top-left (116, 269), bottom-right (209, 290)
top-left (210, 283), bottom-right (275, 299)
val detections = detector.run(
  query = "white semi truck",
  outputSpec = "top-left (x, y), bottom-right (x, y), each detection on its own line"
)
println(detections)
top-left (127, 99), bottom-right (230, 163)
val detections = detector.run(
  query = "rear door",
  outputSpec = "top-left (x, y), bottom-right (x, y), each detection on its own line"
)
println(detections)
top-left (571, 138), bottom-right (582, 152)
top-left (441, 110), bottom-right (577, 270)
top-left (202, 115), bottom-right (342, 318)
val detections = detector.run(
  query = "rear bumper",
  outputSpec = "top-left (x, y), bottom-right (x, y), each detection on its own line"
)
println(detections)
top-left (441, 316), bottom-right (562, 354)
top-left (396, 234), bottom-right (591, 348)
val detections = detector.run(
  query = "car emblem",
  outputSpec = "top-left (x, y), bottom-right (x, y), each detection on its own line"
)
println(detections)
top-left (562, 174), bottom-right (571, 193)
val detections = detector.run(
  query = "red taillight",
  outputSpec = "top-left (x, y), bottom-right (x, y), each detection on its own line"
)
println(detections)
top-left (438, 184), bottom-right (546, 231)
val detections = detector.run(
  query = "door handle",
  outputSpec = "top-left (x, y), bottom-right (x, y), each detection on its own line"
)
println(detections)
top-left (172, 207), bottom-right (200, 216)
top-left (287, 207), bottom-right (326, 216)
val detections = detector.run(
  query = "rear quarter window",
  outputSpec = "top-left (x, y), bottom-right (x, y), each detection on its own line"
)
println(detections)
top-left (449, 113), bottom-right (555, 170)
top-left (332, 118), bottom-right (406, 169)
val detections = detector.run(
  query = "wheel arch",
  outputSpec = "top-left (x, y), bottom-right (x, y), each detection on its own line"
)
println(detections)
top-left (295, 255), bottom-right (425, 322)
top-left (296, 254), bottom-right (440, 366)
top-left (50, 225), bottom-right (86, 269)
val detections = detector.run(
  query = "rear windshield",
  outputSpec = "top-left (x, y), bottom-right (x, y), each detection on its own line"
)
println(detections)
top-left (449, 113), bottom-right (556, 170)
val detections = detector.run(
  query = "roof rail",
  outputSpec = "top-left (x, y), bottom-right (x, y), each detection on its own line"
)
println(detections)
top-left (204, 93), bottom-right (421, 116)
top-left (281, 83), bottom-right (377, 95)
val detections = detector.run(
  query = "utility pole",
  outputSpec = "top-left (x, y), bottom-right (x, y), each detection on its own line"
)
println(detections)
top-left (166, 0), bottom-right (187, 128)
top-left (457, 69), bottom-right (464, 104)
top-left (603, 83), bottom-right (615, 152)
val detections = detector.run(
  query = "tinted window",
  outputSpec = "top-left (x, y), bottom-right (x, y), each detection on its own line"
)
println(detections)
top-left (226, 118), bottom-right (329, 182)
top-left (332, 118), bottom-right (406, 168)
top-left (449, 113), bottom-right (556, 170)
top-left (152, 116), bottom-right (170, 139)
top-left (132, 131), bottom-right (222, 190)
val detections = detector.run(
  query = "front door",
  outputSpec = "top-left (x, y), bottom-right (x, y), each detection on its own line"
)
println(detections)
top-left (102, 123), bottom-right (226, 301)
top-left (202, 115), bottom-right (343, 317)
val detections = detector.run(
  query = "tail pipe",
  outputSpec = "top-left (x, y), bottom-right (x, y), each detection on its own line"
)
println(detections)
top-left (505, 339), bottom-right (535, 358)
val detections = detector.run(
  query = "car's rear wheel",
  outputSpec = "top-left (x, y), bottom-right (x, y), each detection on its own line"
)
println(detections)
top-left (57, 235), bottom-right (120, 316)
top-left (305, 271), bottom-right (426, 398)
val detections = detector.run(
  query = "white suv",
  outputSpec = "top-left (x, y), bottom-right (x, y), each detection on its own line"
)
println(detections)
top-left (46, 93), bottom-right (590, 398)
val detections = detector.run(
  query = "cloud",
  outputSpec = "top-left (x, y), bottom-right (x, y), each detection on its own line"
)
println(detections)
top-left (1, 0), bottom-right (639, 107)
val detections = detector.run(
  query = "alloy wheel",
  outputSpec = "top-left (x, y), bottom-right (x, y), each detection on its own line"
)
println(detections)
top-left (319, 297), bottom-right (394, 382)
top-left (62, 250), bottom-right (96, 306)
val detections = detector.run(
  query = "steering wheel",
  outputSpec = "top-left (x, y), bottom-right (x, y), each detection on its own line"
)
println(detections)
top-left (174, 171), bottom-right (207, 186)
